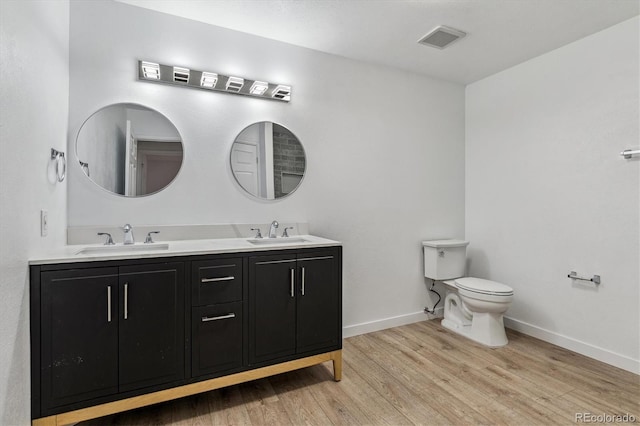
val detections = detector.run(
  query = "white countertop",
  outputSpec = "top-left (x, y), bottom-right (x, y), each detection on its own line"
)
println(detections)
top-left (29, 235), bottom-right (341, 265)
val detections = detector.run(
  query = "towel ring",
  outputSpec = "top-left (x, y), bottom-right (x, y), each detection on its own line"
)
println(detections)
top-left (51, 148), bottom-right (66, 182)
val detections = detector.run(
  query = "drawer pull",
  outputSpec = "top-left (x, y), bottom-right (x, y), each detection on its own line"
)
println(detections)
top-left (202, 313), bottom-right (236, 322)
top-left (201, 276), bottom-right (235, 283)
top-left (301, 267), bottom-right (305, 296)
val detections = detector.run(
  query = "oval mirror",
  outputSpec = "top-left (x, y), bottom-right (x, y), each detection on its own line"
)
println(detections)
top-left (76, 103), bottom-right (183, 197)
top-left (230, 122), bottom-right (306, 200)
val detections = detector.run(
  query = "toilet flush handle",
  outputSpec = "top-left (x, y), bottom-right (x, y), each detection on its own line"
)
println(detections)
top-left (438, 249), bottom-right (445, 257)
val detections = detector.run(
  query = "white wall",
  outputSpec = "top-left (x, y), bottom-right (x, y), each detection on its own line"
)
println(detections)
top-left (68, 1), bottom-right (465, 334)
top-left (466, 17), bottom-right (639, 373)
top-left (0, 0), bottom-right (69, 423)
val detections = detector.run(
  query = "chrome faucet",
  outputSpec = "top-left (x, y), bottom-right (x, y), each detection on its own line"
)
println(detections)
top-left (123, 224), bottom-right (134, 245)
top-left (268, 220), bottom-right (279, 238)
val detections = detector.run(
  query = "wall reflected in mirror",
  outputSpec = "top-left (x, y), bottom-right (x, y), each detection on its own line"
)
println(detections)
top-left (76, 103), bottom-right (183, 197)
top-left (231, 122), bottom-right (306, 200)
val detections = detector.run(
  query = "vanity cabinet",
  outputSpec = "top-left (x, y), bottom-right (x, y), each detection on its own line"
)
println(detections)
top-left (35, 261), bottom-right (185, 415)
top-left (31, 245), bottom-right (342, 426)
top-left (248, 248), bottom-right (341, 365)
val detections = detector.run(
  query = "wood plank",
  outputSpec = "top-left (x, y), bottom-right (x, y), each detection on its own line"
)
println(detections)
top-left (344, 336), bottom-right (451, 424)
top-left (268, 369), bottom-right (335, 425)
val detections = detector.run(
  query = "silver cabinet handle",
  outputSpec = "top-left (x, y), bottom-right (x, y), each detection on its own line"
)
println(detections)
top-left (201, 276), bottom-right (235, 283)
top-left (202, 313), bottom-right (236, 322)
top-left (290, 269), bottom-right (295, 297)
top-left (124, 283), bottom-right (128, 320)
top-left (301, 266), bottom-right (305, 296)
top-left (107, 286), bottom-right (112, 323)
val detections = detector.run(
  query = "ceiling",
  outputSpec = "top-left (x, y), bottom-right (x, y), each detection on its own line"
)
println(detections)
top-left (115, 0), bottom-right (639, 85)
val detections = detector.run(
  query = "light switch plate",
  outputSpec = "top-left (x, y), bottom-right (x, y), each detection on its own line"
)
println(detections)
top-left (41, 210), bottom-right (48, 237)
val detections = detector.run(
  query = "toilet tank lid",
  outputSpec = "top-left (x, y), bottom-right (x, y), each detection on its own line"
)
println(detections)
top-left (422, 239), bottom-right (469, 248)
top-left (455, 277), bottom-right (513, 295)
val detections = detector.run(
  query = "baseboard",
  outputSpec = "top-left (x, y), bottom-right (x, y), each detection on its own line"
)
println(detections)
top-left (504, 316), bottom-right (639, 375)
top-left (343, 308), bottom-right (442, 338)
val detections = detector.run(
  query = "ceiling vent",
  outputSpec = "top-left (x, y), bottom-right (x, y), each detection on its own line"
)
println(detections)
top-left (418, 26), bottom-right (466, 49)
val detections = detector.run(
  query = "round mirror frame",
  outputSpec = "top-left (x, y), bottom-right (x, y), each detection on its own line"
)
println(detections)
top-left (229, 121), bottom-right (307, 201)
top-left (75, 103), bottom-right (184, 198)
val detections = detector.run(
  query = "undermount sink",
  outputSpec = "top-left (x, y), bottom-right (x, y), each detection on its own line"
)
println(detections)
top-left (247, 237), bottom-right (308, 245)
top-left (75, 243), bottom-right (170, 255)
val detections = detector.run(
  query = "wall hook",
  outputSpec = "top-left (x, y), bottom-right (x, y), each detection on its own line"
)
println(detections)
top-left (51, 148), bottom-right (66, 182)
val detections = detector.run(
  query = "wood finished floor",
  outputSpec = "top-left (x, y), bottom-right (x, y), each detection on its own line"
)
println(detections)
top-left (83, 320), bottom-right (639, 425)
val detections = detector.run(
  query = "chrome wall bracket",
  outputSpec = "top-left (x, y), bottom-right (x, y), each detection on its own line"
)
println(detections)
top-left (621, 149), bottom-right (640, 159)
top-left (568, 271), bottom-right (600, 285)
top-left (51, 148), bottom-right (66, 182)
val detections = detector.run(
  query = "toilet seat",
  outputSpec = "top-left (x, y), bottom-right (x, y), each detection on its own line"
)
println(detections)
top-left (455, 277), bottom-right (513, 296)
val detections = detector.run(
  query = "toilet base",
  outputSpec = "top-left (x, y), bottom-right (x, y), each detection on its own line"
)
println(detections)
top-left (441, 311), bottom-right (508, 347)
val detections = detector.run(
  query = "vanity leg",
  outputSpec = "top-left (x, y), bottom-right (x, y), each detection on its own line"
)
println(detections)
top-left (332, 350), bottom-right (342, 381)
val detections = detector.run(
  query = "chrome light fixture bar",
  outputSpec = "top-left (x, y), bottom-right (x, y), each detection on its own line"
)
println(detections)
top-left (137, 60), bottom-right (291, 102)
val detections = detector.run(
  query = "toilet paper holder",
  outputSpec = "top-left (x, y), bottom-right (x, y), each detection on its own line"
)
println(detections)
top-left (568, 271), bottom-right (600, 285)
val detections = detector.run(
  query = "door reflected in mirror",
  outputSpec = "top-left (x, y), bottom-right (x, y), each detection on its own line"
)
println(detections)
top-left (231, 122), bottom-right (306, 200)
top-left (76, 103), bottom-right (183, 197)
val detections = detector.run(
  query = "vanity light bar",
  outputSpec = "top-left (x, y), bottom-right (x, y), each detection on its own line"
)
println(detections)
top-left (137, 60), bottom-right (291, 102)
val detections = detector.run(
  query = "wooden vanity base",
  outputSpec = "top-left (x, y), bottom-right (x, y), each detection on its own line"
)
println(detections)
top-left (33, 349), bottom-right (342, 426)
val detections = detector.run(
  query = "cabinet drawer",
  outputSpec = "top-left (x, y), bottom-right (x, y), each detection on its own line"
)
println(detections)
top-left (192, 302), bottom-right (243, 378)
top-left (192, 258), bottom-right (242, 306)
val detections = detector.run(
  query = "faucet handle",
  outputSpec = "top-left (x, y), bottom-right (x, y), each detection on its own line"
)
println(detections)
top-left (250, 228), bottom-right (263, 239)
top-left (144, 231), bottom-right (160, 244)
top-left (282, 227), bottom-right (294, 237)
top-left (97, 232), bottom-right (114, 245)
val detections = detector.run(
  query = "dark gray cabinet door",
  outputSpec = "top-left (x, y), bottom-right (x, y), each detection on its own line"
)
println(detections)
top-left (248, 255), bottom-right (297, 364)
top-left (296, 253), bottom-right (340, 353)
top-left (118, 262), bottom-right (185, 392)
top-left (41, 268), bottom-right (119, 410)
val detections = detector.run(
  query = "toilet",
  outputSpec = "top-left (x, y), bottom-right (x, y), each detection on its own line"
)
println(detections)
top-left (422, 239), bottom-right (514, 347)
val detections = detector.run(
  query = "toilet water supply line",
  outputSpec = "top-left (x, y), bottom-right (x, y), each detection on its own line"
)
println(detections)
top-left (424, 279), bottom-right (441, 314)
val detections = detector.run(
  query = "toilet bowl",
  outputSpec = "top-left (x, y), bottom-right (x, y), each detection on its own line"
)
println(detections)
top-left (422, 240), bottom-right (514, 347)
top-left (441, 277), bottom-right (513, 347)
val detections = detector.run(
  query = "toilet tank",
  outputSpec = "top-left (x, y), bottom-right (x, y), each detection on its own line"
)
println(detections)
top-left (422, 239), bottom-right (469, 280)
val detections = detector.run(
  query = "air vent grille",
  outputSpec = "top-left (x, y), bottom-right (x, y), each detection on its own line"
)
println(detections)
top-left (418, 26), bottom-right (466, 49)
